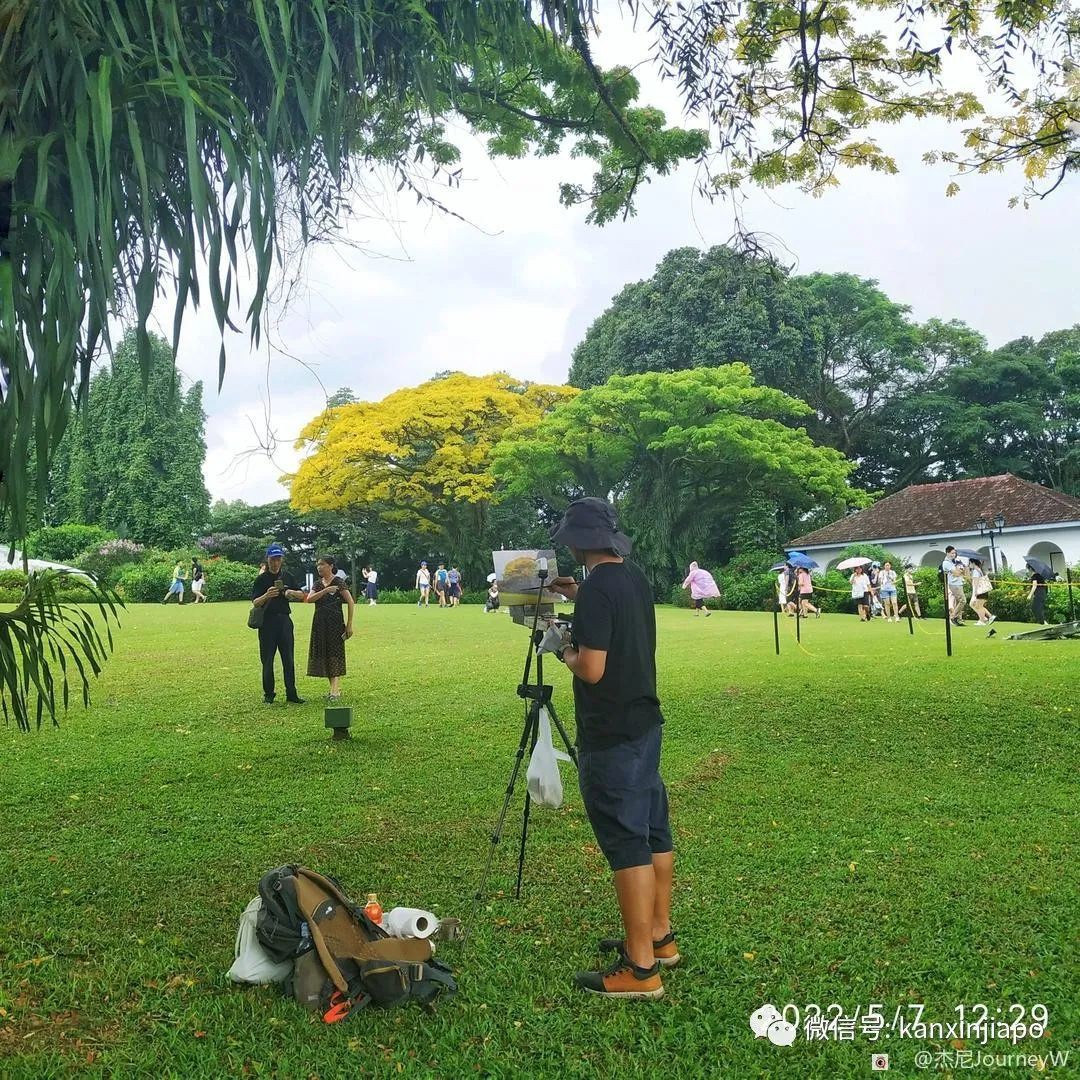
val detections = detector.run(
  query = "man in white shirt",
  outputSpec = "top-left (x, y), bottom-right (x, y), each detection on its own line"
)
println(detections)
top-left (364, 566), bottom-right (379, 605)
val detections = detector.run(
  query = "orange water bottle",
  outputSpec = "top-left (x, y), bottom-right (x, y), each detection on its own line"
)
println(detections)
top-left (363, 892), bottom-right (383, 925)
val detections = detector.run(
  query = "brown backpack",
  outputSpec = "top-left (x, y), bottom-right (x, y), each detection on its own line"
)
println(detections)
top-left (256, 865), bottom-right (456, 1020)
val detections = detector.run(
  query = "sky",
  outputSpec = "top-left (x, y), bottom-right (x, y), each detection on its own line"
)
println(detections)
top-left (149, 11), bottom-right (1080, 507)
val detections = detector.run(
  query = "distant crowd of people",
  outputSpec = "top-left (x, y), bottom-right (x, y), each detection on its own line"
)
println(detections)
top-left (413, 561), bottom-right (465, 607)
top-left (841, 561), bottom-right (924, 624)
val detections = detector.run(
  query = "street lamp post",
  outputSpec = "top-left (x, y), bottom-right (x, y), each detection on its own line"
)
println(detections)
top-left (975, 513), bottom-right (1006, 575)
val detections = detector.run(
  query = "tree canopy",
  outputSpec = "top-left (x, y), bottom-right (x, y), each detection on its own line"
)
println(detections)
top-left (493, 364), bottom-right (860, 590)
top-left (44, 331), bottom-right (210, 548)
top-left (639, 0), bottom-right (1080, 198)
top-left (570, 245), bottom-right (1080, 496)
top-left (290, 373), bottom-right (576, 579)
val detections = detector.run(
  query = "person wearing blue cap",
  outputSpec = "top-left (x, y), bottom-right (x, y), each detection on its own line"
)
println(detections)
top-left (251, 543), bottom-right (306, 704)
top-left (415, 561), bottom-right (431, 606)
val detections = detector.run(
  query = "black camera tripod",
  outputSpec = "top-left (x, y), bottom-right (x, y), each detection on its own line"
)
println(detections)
top-left (469, 568), bottom-right (579, 932)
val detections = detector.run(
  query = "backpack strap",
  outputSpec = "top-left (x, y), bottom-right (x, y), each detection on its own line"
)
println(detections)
top-left (411, 960), bottom-right (457, 1004)
top-left (293, 873), bottom-right (434, 995)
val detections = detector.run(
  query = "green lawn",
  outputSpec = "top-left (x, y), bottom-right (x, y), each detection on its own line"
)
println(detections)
top-left (1, 603), bottom-right (1076, 1078)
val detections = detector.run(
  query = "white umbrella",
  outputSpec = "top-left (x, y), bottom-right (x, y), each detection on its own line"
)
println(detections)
top-left (835, 556), bottom-right (872, 570)
top-left (486, 572), bottom-right (498, 583)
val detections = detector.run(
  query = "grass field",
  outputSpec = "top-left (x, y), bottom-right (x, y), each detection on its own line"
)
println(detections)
top-left (1, 602), bottom-right (1076, 1078)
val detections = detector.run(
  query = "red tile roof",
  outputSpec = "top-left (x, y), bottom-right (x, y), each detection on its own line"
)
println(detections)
top-left (790, 474), bottom-right (1080, 548)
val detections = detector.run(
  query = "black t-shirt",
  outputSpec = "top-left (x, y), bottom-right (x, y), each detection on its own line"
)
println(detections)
top-left (1031, 573), bottom-right (1047, 590)
top-left (570, 559), bottom-right (663, 750)
top-left (252, 570), bottom-right (300, 617)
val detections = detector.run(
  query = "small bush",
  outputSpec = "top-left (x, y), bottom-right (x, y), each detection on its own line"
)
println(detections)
top-left (24, 524), bottom-right (115, 563)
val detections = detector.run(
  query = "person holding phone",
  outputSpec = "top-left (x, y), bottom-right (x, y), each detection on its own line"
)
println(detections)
top-left (251, 543), bottom-right (307, 704)
top-left (305, 556), bottom-right (355, 701)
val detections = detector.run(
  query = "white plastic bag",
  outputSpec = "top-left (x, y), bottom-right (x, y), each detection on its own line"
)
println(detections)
top-left (226, 896), bottom-right (293, 984)
top-left (526, 707), bottom-right (572, 809)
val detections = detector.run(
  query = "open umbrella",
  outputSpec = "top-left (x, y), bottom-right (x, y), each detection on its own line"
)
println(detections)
top-left (785, 551), bottom-right (819, 570)
top-left (955, 548), bottom-right (982, 559)
top-left (770, 561), bottom-right (790, 572)
top-left (486, 572), bottom-right (498, 583)
top-left (835, 556), bottom-right (872, 571)
top-left (1024, 557), bottom-right (1057, 580)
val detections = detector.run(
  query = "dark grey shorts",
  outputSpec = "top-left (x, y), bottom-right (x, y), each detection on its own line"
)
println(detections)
top-left (578, 725), bottom-right (672, 871)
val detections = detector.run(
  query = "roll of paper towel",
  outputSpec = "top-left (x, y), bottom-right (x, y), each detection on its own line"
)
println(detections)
top-left (382, 907), bottom-right (439, 940)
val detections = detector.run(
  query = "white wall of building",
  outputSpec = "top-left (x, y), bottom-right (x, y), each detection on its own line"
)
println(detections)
top-left (794, 522), bottom-right (1080, 575)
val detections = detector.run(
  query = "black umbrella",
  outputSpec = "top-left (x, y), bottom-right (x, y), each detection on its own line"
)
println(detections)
top-left (955, 548), bottom-right (982, 559)
top-left (1024, 557), bottom-right (1058, 580)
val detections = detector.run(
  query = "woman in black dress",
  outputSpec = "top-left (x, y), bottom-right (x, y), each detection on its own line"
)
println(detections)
top-left (306, 556), bottom-right (355, 700)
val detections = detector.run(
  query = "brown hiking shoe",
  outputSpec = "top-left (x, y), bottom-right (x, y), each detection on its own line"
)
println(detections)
top-left (574, 957), bottom-right (663, 999)
top-left (599, 931), bottom-right (681, 968)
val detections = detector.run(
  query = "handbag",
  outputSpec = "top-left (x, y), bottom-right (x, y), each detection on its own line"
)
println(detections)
top-left (247, 604), bottom-right (264, 629)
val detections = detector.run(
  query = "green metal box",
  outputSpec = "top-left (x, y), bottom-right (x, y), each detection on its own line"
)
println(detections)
top-left (324, 706), bottom-right (353, 729)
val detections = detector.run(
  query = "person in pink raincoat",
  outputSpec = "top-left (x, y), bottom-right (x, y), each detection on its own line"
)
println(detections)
top-left (681, 561), bottom-right (721, 617)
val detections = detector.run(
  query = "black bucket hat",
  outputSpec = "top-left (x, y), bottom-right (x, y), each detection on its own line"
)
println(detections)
top-left (550, 497), bottom-right (633, 556)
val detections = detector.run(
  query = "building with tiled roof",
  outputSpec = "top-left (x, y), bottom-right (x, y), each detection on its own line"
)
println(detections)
top-left (788, 474), bottom-right (1080, 573)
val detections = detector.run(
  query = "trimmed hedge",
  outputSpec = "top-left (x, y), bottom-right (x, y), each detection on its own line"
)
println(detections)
top-left (24, 524), bottom-right (115, 562)
top-left (116, 556), bottom-right (257, 603)
top-left (363, 588), bottom-right (489, 605)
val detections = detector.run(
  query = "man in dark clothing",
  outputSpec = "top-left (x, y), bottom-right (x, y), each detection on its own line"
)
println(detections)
top-left (548, 497), bottom-right (673, 1001)
top-left (251, 543), bottom-right (306, 704)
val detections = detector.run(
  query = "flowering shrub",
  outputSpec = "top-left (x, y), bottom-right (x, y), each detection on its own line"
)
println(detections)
top-left (74, 539), bottom-right (146, 584)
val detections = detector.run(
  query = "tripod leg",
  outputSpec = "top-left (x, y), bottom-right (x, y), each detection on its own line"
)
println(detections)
top-left (515, 698), bottom-right (542, 899)
top-left (467, 705), bottom-right (537, 940)
top-left (545, 700), bottom-right (579, 770)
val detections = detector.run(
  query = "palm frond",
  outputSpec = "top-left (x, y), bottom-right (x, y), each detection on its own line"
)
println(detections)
top-left (0, 569), bottom-right (122, 732)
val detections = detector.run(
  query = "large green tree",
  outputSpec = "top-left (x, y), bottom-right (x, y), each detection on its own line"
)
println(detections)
top-left (568, 246), bottom-right (806, 390)
top-left (50, 330), bottom-right (210, 547)
top-left (570, 247), bottom-right (955, 491)
top-left (931, 329), bottom-right (1080, 496)
top-left (493, 365), bottom-right (860, 592)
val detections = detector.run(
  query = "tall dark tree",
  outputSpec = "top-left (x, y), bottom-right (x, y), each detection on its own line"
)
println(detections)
top-left (52, 331), bottom-right (210, 547)
top-left (569, 247), bottom-right (804, 390)
top-left (932, 329), bottom-right (1080, 496)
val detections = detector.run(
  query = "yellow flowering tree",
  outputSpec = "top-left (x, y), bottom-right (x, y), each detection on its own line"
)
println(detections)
top-left (291, 373), bottom-right (576, 579)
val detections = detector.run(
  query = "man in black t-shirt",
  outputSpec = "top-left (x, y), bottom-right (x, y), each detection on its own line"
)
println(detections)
top-left (251, 543), bottom-right (307, 704)
top-left (548, 497), bottom-right (674, 1001)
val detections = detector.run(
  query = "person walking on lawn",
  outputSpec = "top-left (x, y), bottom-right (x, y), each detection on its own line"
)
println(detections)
top-left (941, 546), bottom-right (969, 626)
top-left (681, 560), bottom-right (720, 617)
top-left (549, 497), bottom-right (675, 1000)
top-left (162, 560), bottom-right (186, 604)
